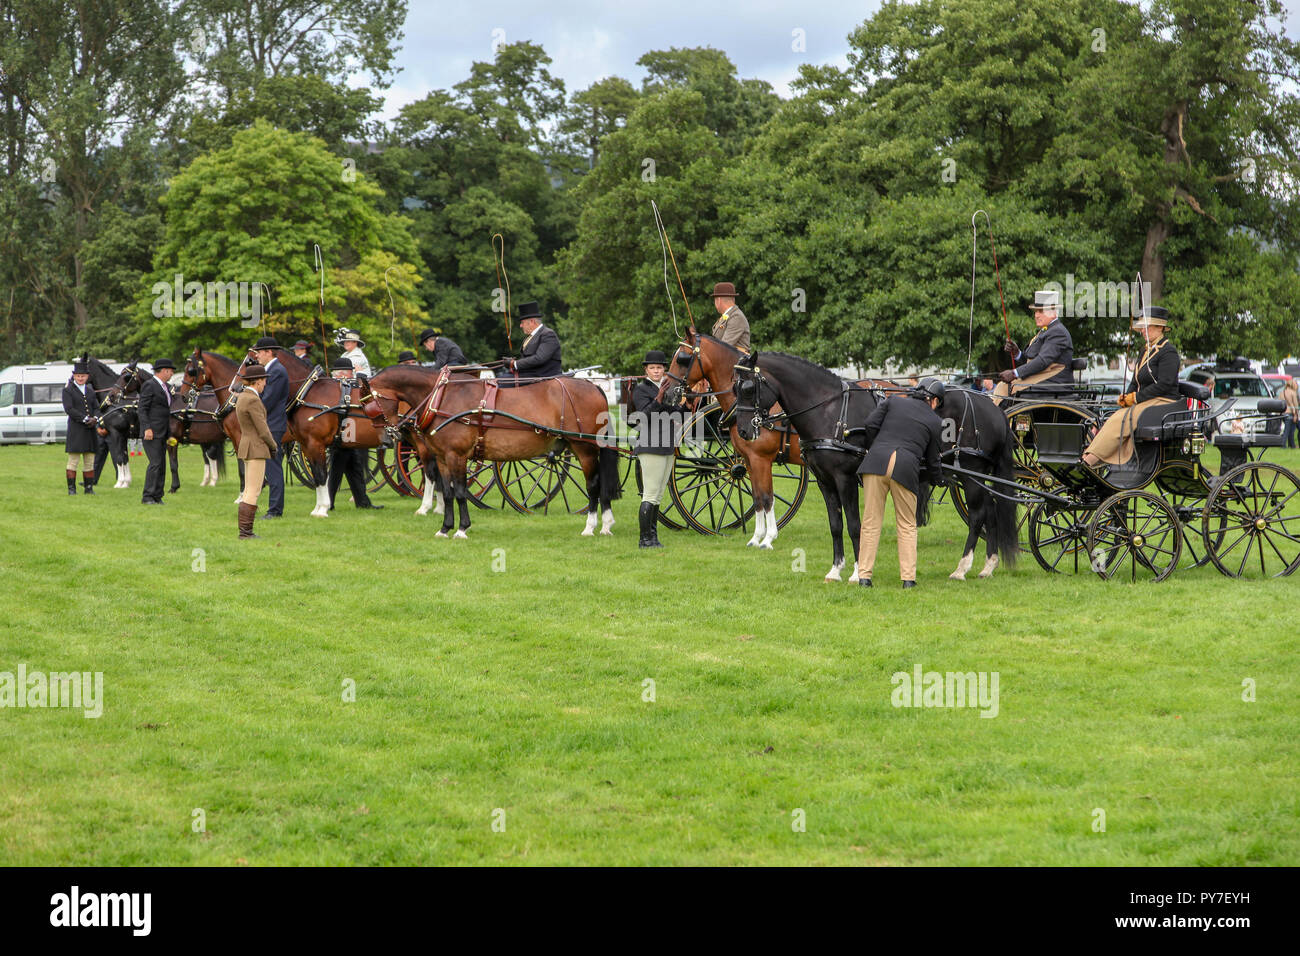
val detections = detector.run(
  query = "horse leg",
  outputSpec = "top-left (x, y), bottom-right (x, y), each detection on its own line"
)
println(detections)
top-left (951, 481), bottom-right (981, 580)
top-left (838, 467), bottom-right (863, 583)
top-left (576, 443), bottom-right (600, 535)
top-left (234, 458), bottom-right (245, 505)
top-left (431, 460), bottom-right (446, 515)
top-left (436, 454), bottom-right (458, 537)
top-left (812, 464), bottom-right (846, 582)
top-left (306, 441), bottom-right (331, 516)
top-left (454, 468), bottom-right (471, 538)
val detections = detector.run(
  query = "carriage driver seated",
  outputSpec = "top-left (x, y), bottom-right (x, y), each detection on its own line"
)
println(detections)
top-left (993, 289), bottom-right (1074, 405)
top-left (1081, 306), bottom-right (1180, 470)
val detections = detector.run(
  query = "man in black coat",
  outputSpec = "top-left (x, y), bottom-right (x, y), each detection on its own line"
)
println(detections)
top-left (325, 358), bottom-right (383, 511)
top-left (856, 379), bottom-right (945, 588)
top-left (138, 359), bottom-right (175, 504)
top-left (500, 302), bottom-right (561, 386)
top-left (993, 289), bottom-right (1074, 404)
top-left (62, 360), bottom-right (99, 495)
top-left (250, 335), bottom-right (290, 517)
top-left (419, 327), bottom-right (468, 371)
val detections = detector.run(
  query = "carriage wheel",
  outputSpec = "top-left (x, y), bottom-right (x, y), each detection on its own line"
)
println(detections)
top-left (496, 446), bottom-right (581, 514)
top-left (1085, 491), bottom-right (1183, 582)
top-left (1201, 462), bottom-right (1300, 578)
top-left (385, 440), bottom-right (497, 508)
top-left (1165, 490), bottom-right (1219, 569)
top-left (1027, 502), bottom-right (1093, 574)
top-left (286, 443), bottom-right (313, 486)
top-left (365, 448), bottom-right (386, 495)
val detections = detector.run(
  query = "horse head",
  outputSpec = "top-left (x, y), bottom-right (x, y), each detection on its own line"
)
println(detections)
top-left (732, 351), bottom-right (778, 442)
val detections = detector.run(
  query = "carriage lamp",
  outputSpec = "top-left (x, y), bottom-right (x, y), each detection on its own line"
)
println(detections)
top-left (1190, 432), bottom-right (1206, 456)
top-left (1014, 414), bottom-right (1031, 435)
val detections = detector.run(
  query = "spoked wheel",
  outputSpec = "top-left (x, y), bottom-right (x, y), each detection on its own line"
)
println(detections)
top-left (1027, 501), bottom-right (1093, 574)
top-left (286, 443), bottom-right (313, 486)
top-left (1085, 491), bottom-right (1183, 582)
top-left (382, 440), bottom-right (497, 509)
top-left (1201, 462), bottom-right (1300, 578)
top-left (1166, 491), bottom-right (1218, 569)
top-left (946, 478), bottom-right (1031, 547)
top-left (364, 448), bottom-right (386, 495)
top-left (496, 446), bottom-right (587, 515)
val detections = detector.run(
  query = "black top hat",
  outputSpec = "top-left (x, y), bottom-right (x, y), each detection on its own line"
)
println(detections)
top-left (251, 335), bottom-right (280, 350)
top-left (517, 302), bottom-right (542, 322)
top-left (330, 357), bottom-right (354, 372)
top-left (398, 350), bottom-right (418, 363)
top-left (72, 360), bottom-right (91, 375)
top-left (153, 358), bottom-right (176, 371)
top-left (418, 328), bottom-right (440, 344)
top-left (1132, 305), bottom-right (1170, 328)
top-left (240, 364), bottom-right (268, 380)
top-left (643, 350), bottom-right (669, 366)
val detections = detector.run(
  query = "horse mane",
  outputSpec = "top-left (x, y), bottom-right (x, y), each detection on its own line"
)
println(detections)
top-left (751, 350), bottom-right (845, 386)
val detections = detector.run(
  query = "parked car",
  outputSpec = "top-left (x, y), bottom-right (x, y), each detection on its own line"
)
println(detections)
top-left (1086, 377), bottom-right (1126, 400)
top-left (1261, 373), bottom-right (1289, 397)
top-left (0, 360), bottom-right (137, 445)
top-left (1181, 361), bottom-right (1283, 435)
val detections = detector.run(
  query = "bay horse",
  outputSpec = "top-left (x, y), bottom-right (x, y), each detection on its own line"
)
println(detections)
top-left (732, 352), bottom-right (1017, 582)
top-left (113, 362), bottom-right (225, 491)
top-left (362, 365), bottom-right (621, 538)
top-left (660, 331), bottom-right (805, 551)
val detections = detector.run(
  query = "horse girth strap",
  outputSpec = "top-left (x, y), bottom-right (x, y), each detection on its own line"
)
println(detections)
top-left (471, 380), bottom-right (501, 460)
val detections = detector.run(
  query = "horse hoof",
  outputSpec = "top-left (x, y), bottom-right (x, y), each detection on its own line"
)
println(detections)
top-left (950, 572), bottom-right (967, 581)
top-left (454, 530), bottom-right (468, 539)
top-left (415, 507), bottom-right (429, 516)
top-left (581, 529), bottom-right (594, 537)
top-left (758, 542), bottom-right (774, 551)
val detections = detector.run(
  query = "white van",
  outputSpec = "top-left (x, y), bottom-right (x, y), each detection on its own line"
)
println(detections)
top-left (0, 361), bottom-right (136, 445)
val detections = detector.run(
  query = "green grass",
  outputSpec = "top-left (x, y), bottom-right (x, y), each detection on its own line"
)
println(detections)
top-left (1, 443), bottom-right (1297, 865)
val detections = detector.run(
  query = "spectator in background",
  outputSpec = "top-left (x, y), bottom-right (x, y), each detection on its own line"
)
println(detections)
top-left (1283, 377), bottom-right (1299, 449)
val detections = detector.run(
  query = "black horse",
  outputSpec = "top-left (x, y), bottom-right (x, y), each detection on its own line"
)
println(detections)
top-left (111, 362), bottom-right (220, 492)
top-left (731, 352), bottom-right (1017, 581)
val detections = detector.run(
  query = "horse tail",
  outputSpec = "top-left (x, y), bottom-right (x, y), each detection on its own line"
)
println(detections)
top-left (599, 445), bottom-right (623, 502)
top-left (915, 480), bottom-right (933, 527)
top-left (214, 441), bottom-right (227, 476)
top-left (991, 440), bottom-right (1018, 566)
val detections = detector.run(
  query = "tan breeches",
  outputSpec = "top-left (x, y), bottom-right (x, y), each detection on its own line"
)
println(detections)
top-left (241, 457), bottom-right (266, 505)
top-left (859, 452), bottom-right (919, 582)
top-left (1084, 397), bottom-right (1176, 465)
top-left (66, 453), bottom-right (91, 471)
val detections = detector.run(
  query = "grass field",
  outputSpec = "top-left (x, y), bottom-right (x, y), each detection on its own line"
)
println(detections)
top-left (1, 442), bottom-right (1297, 865)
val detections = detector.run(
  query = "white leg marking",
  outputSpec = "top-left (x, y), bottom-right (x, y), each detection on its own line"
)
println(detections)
top-left (978, 553), bottom-right (1000, 579)
top-left (453, 529), bottom-right (468, 539)
top-left (582, 510), bottom-right (598, 536)
top-left (600, 507), bottom-right (615, 536)
top-left (759, 506), bottom-right (778, 549)
top-left (848, 562), bottom-right (860, 583)
top-left (950, 551), bottom-right (974, 581)
top-left (312, 485), bottom-right (330, 516)
top-left (824, 560), bottom-right (844, 583)
top-left (747, 508), bottom-right (765, 547)
top-left (416, 480), bottom-right (435, 516)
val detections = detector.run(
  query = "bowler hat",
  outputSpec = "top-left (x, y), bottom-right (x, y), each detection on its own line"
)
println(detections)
top-left (517, 302), bottom-right (542, 322)
top-left (710, 282), bottom-right (738, 299)
top-left (153, 358), bottom-right (175, 371)
top-left (251, 335), bottom-right (280, 350)
top-left (643, 350), bottom-right (669, 366)
top-left (398, 350), bottom-right (418, 363)
top-left (418, 328), bottom-right (440, 344)
top-left (240, 364), bottom-right (268, 380)
top-left (1027, 290), bottom-right (1061, 312)
top-left (1132, 305), bottom-right (1170, 329)
top-left (330, 357), bottom-right (354, 372)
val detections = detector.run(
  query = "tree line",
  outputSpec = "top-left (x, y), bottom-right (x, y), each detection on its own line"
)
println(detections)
top-left (2, 0), bottom-right (1298, 373)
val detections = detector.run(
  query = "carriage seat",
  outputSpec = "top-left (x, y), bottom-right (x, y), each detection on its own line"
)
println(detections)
top-left (1071, 358), bottom-right (1088, 372)
top-left (1179, 380), bottom-right (1210, 402)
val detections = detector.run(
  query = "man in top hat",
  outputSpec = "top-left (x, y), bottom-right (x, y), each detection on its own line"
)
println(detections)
top-left (419, 327), bottom-right (467, 372)
top-left (992, 290), bottom-right (1074, 404)
top-left (234, 363), bottom-right (278, 539)
top-left (337, 329), bottom-right (371, 376)
top-left (250, 335), bottom-right (289, 517)
top-left (501, 302), bottom-right (562, 385)
top-left (292, 340), bottom-right (312, 361)
top-left (138, 358), bottom-right (176, 504)
top-left (62, 360), bottom-right (99, 495)
top-left (326, 358), bottom-right (384, 511)
top-left (709, 282), bottom-right (750, 353)
top-left (398, 350), bottom-right (421, 366)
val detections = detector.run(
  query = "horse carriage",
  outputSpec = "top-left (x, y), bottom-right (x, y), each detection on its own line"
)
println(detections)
top-left (949, 371), bottom-right (1300, 581)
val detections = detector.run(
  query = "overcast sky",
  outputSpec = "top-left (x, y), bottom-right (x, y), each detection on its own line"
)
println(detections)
top-left (373, 0), bottom-right (1300, 120)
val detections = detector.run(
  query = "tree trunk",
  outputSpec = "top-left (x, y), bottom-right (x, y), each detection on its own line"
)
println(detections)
top-left (1141, 100), bottom-right (1190, 302)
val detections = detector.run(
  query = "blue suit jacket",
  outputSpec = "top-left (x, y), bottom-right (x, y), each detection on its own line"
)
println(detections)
top-left (261, 359), bottom-right (290, 437)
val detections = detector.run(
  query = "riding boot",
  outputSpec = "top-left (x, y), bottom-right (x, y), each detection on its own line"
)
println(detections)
top-left (637, 501), bottom-right (652, 547)
top-left (66, 469), bottom-right (77, 495)
top-left (238, 502), bottom-right (259, 539)
top-left (82, 471), bottom-right (95, 495)
top-left (639, 502), bottom-right (663, 548)
top-left (646, 503), bottom-right (663, 548)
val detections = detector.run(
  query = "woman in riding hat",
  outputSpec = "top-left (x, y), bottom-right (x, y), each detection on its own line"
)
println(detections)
top-left (62, 359), bottom-right (99, 495)
top-left (1082, 306), bottom-right (1181, 469)
top-left (337, 329), bottom-right (371, 376)
top-left (630, 349), bottom-right (683, 548)
top-left (234, 364), bottom-right (278, 538)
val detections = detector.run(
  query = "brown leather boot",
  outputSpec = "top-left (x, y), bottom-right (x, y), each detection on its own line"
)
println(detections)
top-left (82, 471), bottom-right (95, 494)
top-left (238, 502), bottom-right (259, 539)
top-left (66, 469), bottom-right (77, 495)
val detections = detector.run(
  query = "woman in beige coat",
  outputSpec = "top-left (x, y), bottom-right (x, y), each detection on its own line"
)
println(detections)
top-left (234, 364), bottom-right (278, 538)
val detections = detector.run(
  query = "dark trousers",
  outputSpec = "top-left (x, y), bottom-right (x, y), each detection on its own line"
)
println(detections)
top-left (327, 446), bottom-right (372, 507)
top-left (1285, 414), bottom-right (1297, 449)
top-left (141, 437), bottom-right (165, 502)
top-left (265, 431), bottom-right (285, 514)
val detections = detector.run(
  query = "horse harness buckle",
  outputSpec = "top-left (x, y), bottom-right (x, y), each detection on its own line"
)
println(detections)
top-left (472, 380), bottom-right (500, 460)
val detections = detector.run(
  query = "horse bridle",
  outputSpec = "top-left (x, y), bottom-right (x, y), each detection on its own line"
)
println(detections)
top-left (663, 331), bottom-right (744, 403)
